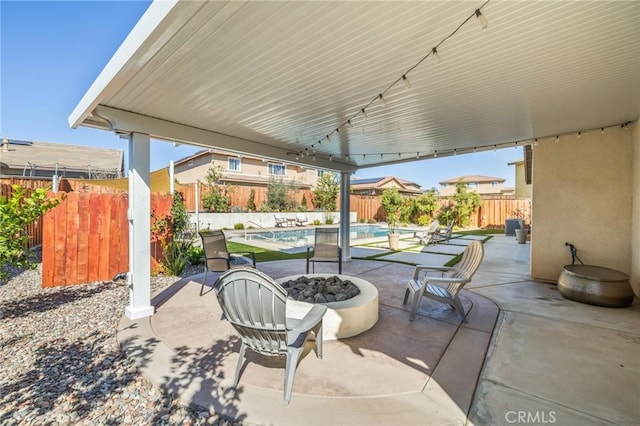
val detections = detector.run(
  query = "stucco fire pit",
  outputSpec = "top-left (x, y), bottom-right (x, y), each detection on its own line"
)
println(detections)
top-left (277, 274), bottom-right (379, 340)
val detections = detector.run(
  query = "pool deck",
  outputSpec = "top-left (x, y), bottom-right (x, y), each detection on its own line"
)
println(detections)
top-left (118, 234), bottom-right (640, 425)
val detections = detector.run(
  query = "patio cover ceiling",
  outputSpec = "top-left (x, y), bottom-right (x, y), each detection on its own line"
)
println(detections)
top-left (69, 0), bottom-right (640, 174)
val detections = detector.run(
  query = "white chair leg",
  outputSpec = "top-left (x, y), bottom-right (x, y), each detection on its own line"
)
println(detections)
top-left (450, 296), bottom-right (467, 322)
top-left (233, 343), bottom-right (247, 387)
top-left (314, 321), bottom-right (323, 359)
top-left (284, 348), bottom-right (303, 405)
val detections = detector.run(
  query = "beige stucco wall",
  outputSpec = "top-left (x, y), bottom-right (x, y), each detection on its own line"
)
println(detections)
top-left (631, 120), bottom-right (639, 296)
top-left (440, 180), bottom-right (504, 196)
top-left (514, 163), bottom-right (533, 199)
top-left (531, 125), bottom-right (635, 294)
top-left (174, 152), bottom-right (320, 187)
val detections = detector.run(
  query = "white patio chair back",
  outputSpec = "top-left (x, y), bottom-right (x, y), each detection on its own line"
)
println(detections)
top-left (403, 241), bottom-right (484, 321)
top-left (214, 267), bottom-right (327, 405)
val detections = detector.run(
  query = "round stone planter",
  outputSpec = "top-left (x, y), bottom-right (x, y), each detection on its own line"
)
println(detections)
top-left (558, 265), bottom-right (634, 308)
top-left (388, 233), bottom-right (400, 250)
top-left (278, 274), bottom-right (379, 340)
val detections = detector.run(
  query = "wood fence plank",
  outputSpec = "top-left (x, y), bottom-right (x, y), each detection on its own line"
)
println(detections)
top-left (87, 194), bottom-right (102, 282)
top-left (53, 193), bottom-right (69, 286)
top-left (108, 194), bottom-right (123, 279)
top-left (64, 192), bottom-right (80, 286)
top-left (76, 193), bottom-right (90, 283)
top-left (41, 193), bottom-right (58, 287)
top-left (98, 194), bottom-right (112, 280)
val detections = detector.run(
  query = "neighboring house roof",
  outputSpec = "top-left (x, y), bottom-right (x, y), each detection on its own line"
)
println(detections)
top-left (0, 138), bottom-right (124, 177)
top-left (439, 175), bottom-right (506, 184)
top-left (351, 176), bottom-right (422, 194)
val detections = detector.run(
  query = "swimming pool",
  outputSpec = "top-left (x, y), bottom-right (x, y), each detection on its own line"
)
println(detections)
top-left (246, 225), bottom-right (414, 247)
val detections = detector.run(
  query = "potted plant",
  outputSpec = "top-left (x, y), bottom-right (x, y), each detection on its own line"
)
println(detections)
top-left (381, 188), bottom-right (403, 250)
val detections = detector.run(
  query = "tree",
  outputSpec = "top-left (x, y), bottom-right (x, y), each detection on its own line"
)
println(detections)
top-left (312, 172), bottom-right (339, 212)
top-left (247, 188), bottom-right (257, 212)
top-left (266, 177), bottom-right (295, 211)
top-left (0, 185), bottom-right (61, 284)
top-left (380, 188), bottom-right (403, 233)
top-left (450, 181), bottom-right (483, 227)
top-left (411, 189), bottom-right (439, 224)
top-left (201, 164), bottom-right (231, 212)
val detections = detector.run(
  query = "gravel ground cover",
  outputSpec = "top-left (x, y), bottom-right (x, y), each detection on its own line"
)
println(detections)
top-left (0, 251), bottom-right (235, 425)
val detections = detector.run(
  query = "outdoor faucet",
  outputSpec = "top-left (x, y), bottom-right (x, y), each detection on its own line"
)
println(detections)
top-left (564, 242), bottom-right (583, 265)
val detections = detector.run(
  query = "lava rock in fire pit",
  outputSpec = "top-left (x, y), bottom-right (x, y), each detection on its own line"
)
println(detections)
top-left (280, 275), bottom-right (361, 303)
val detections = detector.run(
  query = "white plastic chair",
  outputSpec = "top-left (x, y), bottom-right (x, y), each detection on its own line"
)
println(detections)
top-left (214, 267), bottom-right (327, 405)
top-left (403, 240), bottom-right (484, 321)
top-left (414, 220), bottom-right (440, 245)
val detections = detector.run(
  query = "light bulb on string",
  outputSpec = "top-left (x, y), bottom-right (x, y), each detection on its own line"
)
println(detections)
top-left (329, 154), bottom-right (333, 162)
top-left (416, 152), bottom-right (420, 159)
top-left (361, 108), bottom-right (368, 120)
top-left (347, 120), bottom-right (353, 129)
top-left (555, 136), bottom-right (559, 143)
top-left (434, 150), bottom-right (438, 158)
top-left (378, 94), bottom-right (386, 108)
top-left (475, 9), bottom-right (488, 29)
top-left (432, 48), bottom-right (441, 64)
top-left (577, 132), bottom-right (581, 139)
top-left (402, 75), bottom-right (411, 90)
top-left (601, 128), bottom-right (605, 134)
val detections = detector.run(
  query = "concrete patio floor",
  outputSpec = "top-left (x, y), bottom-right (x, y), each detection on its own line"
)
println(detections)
top-left (117, 235), bottom-right (639, 425)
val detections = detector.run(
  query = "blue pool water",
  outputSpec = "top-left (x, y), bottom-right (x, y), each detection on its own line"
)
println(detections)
top-left (247, 225), bottom-right (413, 247)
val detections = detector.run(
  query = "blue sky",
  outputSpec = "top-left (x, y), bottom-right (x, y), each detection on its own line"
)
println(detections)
top-left (1, 1), bottom-right (519, 190)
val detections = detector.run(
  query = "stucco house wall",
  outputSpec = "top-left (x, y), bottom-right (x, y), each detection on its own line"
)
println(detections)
top-left (174, 151), bottom-right (320, 187)
top-left (531, 123), bottom-right (637, 297)
top-left (512, 161), bottom-right (533, 199)
top-left (631, 120), bottom-right (639, 296)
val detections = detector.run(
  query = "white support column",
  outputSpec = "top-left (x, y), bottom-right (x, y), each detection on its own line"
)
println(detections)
top-left (194, 182), bottom-right (200, 232)
top-left (125, 132), bottom-right (154, 320)
top-left (340, 172), bottom-right (351, 261)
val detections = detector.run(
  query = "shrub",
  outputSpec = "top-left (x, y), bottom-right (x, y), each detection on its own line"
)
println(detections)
top-left (234, 223), bottom-right (244, 230)
top-left (0, 186), bottom-right (61, 284)
top-left (161, 240), bottom-right (190, 276)
top-left (187, 246), bottom-right (204, 265)
top-left (313, 219), bottom-right (321, 226)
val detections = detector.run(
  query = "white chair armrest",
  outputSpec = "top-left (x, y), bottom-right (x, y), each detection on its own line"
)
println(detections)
top-left (289, 304), bottom-right (327, 334)
top-left (413, 265), bottom-right (456, 280)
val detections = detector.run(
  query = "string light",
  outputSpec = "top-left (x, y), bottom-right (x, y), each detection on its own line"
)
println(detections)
top-left (304, 2), bottom-right (490, 152)
top-left (555, 136), bottom-right (559, 143)
top-left (577, 132), bottom-right (581, 139)
top-left (475, 9), bottom-right (488, 29)
top-left (432, 47), bottom-right (441, 64)
top-left (289, 121), bottom-right (631, 164)
top-left (402, 75), bottom-right (411, 90)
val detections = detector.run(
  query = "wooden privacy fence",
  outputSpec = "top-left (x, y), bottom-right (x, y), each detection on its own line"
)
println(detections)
top-left (348, 194), bottom-right (531, 228)
top-left (42, 192), bottom-right (173, 287)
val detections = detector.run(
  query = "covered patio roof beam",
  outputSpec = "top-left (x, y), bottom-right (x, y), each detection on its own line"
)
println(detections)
top-left (92, 105), bottom-right (357, 174)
